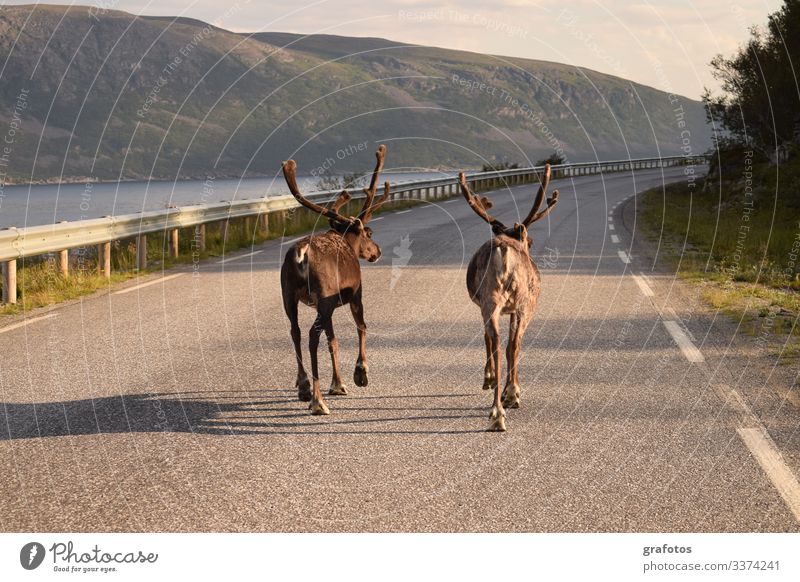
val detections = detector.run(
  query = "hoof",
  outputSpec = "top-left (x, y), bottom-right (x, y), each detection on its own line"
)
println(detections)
top-left (482, 377), bottom-right (495, 391)
top-left (297, 378), bottom-right (312, 402)
top-left (487, 415), bottom-right (507, 432)
top-left (328, 384), bottom-right (348, 396)
top-left (502, 387), bottom-right (520, 409)
top-left (309, 399), bottom-right (330, 416)
top-left (353, 364), bottom-right (369, 387)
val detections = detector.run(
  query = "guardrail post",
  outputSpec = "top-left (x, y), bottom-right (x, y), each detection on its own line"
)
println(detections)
top-left (259, 213), bottom-right (268, 233)
top-left (137, 234), bottom-right (147, 270)
top-left (57, 249), bottom-right (69, 277)
top-left (195, 224), bottom-right (206, 252)
top-left (219, 219), bottom-right (229, 245)
top-left (1, 259), bottom-right (16, 304)
top-left (168, 228), bottom-right (179, 258)
top-left (98, 242), bottom-right (111, 278)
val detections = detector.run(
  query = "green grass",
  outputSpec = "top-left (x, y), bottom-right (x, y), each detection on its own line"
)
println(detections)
top-left (0, 196), bottom-right (437, 317)
top-left (640, 162), bottom-right (800, 360)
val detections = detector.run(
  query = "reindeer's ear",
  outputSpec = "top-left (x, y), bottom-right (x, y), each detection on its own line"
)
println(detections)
top-left (479, 196), bottom-right (494, 210)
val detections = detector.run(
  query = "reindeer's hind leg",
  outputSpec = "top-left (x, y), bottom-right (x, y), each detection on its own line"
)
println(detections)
top-left (483, 305), bottom-right (506, 432)
top-left (350, 287), bottom-right (369, 388)
top-left (283, 295), bottom-right (311, 402)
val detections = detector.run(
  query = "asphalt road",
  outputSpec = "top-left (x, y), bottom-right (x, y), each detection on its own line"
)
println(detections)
top-left (2, 166), bottom-right (799, 532)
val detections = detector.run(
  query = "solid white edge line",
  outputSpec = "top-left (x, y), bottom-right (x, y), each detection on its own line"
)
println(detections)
top-left (662, 320), bottom-right (705, 362)
top-left (113, 273), bottom-right (185, 295)
top-left (0, 313), bottom-right (58, 335)
top-left (610, 234), bottom-right (620, 244)
top-left (632, 274), bottom-right (654, 297)
top-left (737, 427), bottom-right (800, 522)
top-left (617, 250), bottom-right (631, 264)
top-left (217, 250), bottom-right (264, 264)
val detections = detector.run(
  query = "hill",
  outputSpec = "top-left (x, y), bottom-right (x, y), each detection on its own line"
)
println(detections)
top-left (0, 5), bottom-right (710, 183)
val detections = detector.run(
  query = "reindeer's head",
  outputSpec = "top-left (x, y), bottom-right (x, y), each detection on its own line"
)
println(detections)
top-left (281, 145), bottom-right (391, 263)
top-left (458, 164), bottom-right (559, 250)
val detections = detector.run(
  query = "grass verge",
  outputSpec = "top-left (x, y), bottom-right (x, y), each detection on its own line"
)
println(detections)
top-left (640, 169), bottom-right (800, 362)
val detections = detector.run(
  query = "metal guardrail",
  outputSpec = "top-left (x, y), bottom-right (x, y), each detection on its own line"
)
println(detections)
top-left (0, 155), bottom-right (706, 304)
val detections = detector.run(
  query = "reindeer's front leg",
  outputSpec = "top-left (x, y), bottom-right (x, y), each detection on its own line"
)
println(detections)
top-left (502, 314), bottom-right (523, 408)
top-left (483, 332), bottom-right (496, 391)
top-left (308, 313), bottom-right (331, 415)
top-left (350, 289), bottom-right (369, 387)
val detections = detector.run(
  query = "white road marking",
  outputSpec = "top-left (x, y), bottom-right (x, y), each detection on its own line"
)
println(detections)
top-left (617, 250), bottom-right (631, 264)
top-left (738, 427), bottom-right (800, 522)
top-left (609, 224), bottom-right (615, 231)
top-left (113, 273), bottom-right (185, 295)
top-left (217, 250), bottom-right (264, 264)
top-left (712, 381), bottom-right (800, 522)
top-left (444, 199), bottom-right (459, 204)
top-left (396, 209), bottom-right (412, 214)
top-left (370, 217), bottom-right (384, 221)
top-left (662, 320), bottom-right (705, 363)
top-left (632, 274), bottom-right (654, 297)
top-left (0, 313), bottom-right (58, 335)
top-left (610, 234), bottom-right (620, 244)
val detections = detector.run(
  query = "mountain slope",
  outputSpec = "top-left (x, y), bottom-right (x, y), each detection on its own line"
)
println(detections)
top-left (0, 5), bottom-right (710, 183)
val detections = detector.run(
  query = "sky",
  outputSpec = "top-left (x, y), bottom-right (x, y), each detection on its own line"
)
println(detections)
top-left (2, 0), bottom-right (786, 99)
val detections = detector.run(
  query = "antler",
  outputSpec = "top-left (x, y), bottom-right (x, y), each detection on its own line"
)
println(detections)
top-left (331, 190), bottom-right (351, 214)
top-left (522, 164), bottom-right (559, 225)
top-left (358, 145), bottom-right (387, 222)
top-left (363, 181), bottom-right (391, 222)
top-left (458, 172), bottom-right (506, 232)
top-left (281, 159), bottom-right (351, 224)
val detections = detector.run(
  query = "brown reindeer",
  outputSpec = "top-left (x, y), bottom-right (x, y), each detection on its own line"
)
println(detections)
top-left (280, 145), bottom-right (390, 415)
top-left (458, 165), bottom-right (559, 431)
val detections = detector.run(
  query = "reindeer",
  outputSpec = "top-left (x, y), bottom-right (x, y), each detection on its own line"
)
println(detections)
top-left (458, 164), bottom-right (559, 431)
top-left (280, 145), bottom-right (390, 415)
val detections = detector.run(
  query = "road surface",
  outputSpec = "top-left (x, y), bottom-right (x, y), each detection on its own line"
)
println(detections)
top-left (2, 166), bottom-right (799, 532)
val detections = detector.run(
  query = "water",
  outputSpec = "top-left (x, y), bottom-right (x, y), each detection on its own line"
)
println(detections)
top-left (0, 171), bottom-right (454, 228)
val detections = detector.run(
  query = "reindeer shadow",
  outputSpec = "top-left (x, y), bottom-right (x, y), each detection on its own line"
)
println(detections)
top-left (0, 389), bottom-right (483, 440)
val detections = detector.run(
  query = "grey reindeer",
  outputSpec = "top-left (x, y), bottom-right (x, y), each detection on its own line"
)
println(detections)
top-left (458, 165), bottom-right (559, 431)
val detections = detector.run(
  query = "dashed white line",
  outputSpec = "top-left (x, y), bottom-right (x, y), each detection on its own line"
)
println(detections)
top-left (396, 209), bottom-right (412, 214)
top-left (737, 427), bottom-right (800, 521)
top-left (609, 224), bottom-right (615, 231)
top-left (0, 313), bottom-right (58, 335)
top-left (662, 320), bottom-right (705, 363)
top-left (632, 274), bottom-right (654, 297)
top-left (113, 273), bottom-right (185, 295)
top-left (617, 249), bottom-right (631, 264)
top-left (370, 217), bottom-right (384, 222)
top-left (610, 234), bottom-right (620, 244)
top-left (217, 250), bottom-right (264, 264)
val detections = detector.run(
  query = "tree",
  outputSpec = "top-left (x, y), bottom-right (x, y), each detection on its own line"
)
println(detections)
top-left (703, 0), bottom-right (800, 158)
